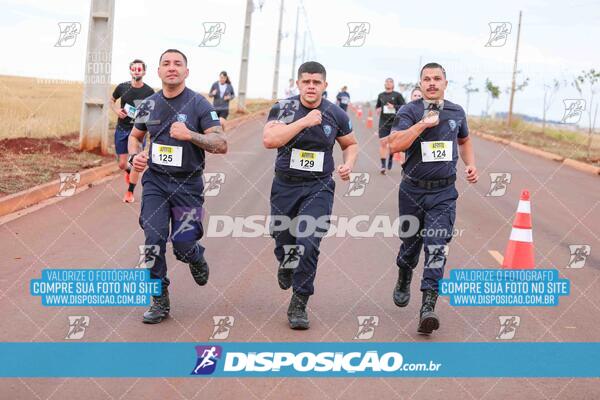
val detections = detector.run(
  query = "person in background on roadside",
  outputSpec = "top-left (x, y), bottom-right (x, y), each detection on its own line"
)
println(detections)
top-left (375, 77), bottom-right (406, 174)
top-left (284, 78), bottom-right (299, 98)
top-left (208, 71), bottom-right (235, 130)
top-left (336, 86), bottom-right (350, 112)
top-left (410, 87), bottom-right (423, 101)
top-left (110, 59), bottom-right (155, 202)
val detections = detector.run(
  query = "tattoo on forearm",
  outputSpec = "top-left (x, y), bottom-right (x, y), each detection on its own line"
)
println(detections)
top-left (190, 128), bottom-right (227, 154)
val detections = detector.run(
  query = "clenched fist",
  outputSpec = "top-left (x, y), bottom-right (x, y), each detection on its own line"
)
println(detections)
top-left (337, 164), bottom-right (352, 181)
top-left (303, 109), bottom-right (322, 128)
top-left (465, 165), bottom-right (478, 184)
top-left (421, 111), bottom-right (439, 128)
top-left (169, 121), bottom-right (192, 141)
top-left (132, 151), bottom-right (148, 173)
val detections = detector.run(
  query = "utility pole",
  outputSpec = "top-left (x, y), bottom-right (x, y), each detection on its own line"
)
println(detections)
top-left (237, 0), bottom-right (254, 112)
top-left (290, 4), bottom-right (299, 82)
top-left (79, 0), bottom-right (115, 155)
top-left (272, 0), bottom-right (285, 100)
top-left (507, 11), bottom-right (522, 127)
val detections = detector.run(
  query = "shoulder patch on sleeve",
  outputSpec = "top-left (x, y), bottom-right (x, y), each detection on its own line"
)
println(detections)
top-left (210, 111), bottom-right (219, 121)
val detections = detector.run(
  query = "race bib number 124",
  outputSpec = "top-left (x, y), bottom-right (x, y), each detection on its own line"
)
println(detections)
top-left (421, 141), bottom-right (453, 162)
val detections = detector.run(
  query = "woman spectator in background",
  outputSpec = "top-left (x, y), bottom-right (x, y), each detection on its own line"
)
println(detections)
top-left (209, 71), bottom-right (235, 129)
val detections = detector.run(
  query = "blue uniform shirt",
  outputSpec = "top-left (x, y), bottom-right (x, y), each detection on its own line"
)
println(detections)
top-left (336, 91), bottom-right (350, 111)
top-left (267, 96), bottom-right (352, 178)
top-left (134, 87), bottom-right (221, 176)
top-left (392, 99), bottom-right (469, 180)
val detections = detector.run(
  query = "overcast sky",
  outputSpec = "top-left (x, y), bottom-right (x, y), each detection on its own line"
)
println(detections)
top-left (1, 0), bottom-right (599, 124)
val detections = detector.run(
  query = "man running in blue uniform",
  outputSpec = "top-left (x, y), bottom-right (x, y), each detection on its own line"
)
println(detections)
top-left (336, 86), bottom-right (350, 112)
top-left (128, 49), bottom-right (227, 324)
top-left (388, 62), bottom-right (478, 334)
top-left (263, 61), bottom-right (358, 330)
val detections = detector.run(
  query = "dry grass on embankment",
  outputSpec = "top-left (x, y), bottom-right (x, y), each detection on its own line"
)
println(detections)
top-left (469, 116), bottom-right (600, 166)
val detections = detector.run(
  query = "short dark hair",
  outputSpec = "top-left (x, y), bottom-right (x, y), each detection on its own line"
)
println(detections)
top-left (159, 49), bottom-right (188, 65)
top-left (297, 61), bottom-right (326, 80)
top-left (420, 62), bottom-right (446, 78)
top-left (129, 59), bottom-right (146, 70)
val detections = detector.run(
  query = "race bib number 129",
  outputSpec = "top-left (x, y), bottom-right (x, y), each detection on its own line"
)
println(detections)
top-left (290, 148), bottom-right (324, 172)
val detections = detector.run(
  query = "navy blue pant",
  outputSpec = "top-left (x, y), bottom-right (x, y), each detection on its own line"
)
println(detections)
top-left (270, 175), bottom-right (335, 296)
top-left (396, 180), bottom-right (458, 292)
top-left (139, 169), bottom-right (206, 290)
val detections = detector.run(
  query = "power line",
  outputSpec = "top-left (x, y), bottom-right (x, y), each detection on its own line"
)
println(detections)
top-left (299, 1), bottom-right (316, 60)
top-left (290, 4), bottom-right (300, 82)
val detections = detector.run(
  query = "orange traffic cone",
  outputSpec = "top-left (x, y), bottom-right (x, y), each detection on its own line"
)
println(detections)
top-left (366, 109), bottom-right (373, 129)
top-left (502, 190), bottom-right (534, 269)
top-left (357, 108), bottom-right (363, 118)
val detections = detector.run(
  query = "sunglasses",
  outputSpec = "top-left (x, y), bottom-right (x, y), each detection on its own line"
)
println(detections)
top-left (130, 66), bottom-right (144, 72)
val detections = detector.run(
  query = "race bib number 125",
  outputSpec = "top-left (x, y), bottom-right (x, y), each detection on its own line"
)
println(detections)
top-left (152, 143), bottom-right (183, 167)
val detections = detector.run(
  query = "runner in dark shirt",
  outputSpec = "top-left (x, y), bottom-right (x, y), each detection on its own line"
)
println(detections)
top-left (375, 78), bottom-right (405, 174)
top-left (110, 59), bottom-right (155, 202)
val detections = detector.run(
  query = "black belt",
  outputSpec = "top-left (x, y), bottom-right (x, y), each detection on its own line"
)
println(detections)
top-left (275, 171), bottom-right (330, 183)
top-left (404, 175), bottom-right (456, 190)
top-left (150, 168), bottom-right (202, 179)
